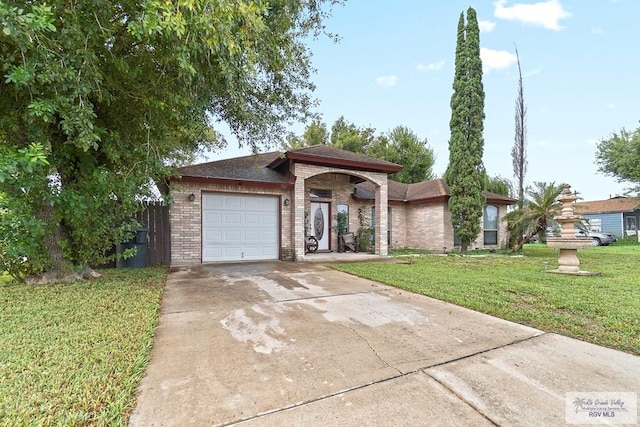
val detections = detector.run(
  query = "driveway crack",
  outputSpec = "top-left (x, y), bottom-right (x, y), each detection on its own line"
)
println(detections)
top-left (274, 290), bottom-right (376, 303)
top-left (339, 323), bottom-right (402, 375)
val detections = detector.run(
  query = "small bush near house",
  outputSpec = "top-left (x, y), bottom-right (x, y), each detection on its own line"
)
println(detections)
top-left (0, 268), bottom-right (165, 425)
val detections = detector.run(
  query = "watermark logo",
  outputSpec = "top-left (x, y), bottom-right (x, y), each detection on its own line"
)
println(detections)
top-left (566, 392), bottom-right (637, 425)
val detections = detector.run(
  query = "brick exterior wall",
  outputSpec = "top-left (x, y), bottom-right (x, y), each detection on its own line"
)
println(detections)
top-left (170, 172), bottom-right (511, 265)
top-left (408, 202), bottom-right (449, 251)
top-left (351, 200), bottom-right (510, 253)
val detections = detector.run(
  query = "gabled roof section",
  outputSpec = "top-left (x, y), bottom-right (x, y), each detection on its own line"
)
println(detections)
top-left (485, 191), bottom-right (518, 204)
top-left (405, 179), bottom-right (451, 203)
top-left (173, 152), bottom-right (291, 186)
top-left (354, 178), bottom-right (517, 204)
top-left (573, 197), bottom-right (640, 215)
top-left (268, 145), bottom-right (402, 174)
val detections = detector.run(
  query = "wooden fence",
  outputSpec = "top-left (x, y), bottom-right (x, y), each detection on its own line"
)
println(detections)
top-left (136, 201), bottom-right (170, 266)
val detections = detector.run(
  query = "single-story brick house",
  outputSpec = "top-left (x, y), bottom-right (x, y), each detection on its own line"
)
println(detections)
top-left (573, 197), bottom-right (640, 238)
top-left (167, 145), bottom-right (515, 266)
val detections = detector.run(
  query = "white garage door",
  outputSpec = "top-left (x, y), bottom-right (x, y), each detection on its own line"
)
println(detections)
top-left (202, 193), bottom-right (279, 262)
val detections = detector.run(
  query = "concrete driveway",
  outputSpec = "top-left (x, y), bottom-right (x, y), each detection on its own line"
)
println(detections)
top-left (129, 262), bottom-right (639, 426)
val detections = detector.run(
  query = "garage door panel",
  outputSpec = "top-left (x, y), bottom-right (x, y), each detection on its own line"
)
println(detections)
top-left (260, 214), bottom-right (277, 225)
top-left (203, 196), bottom-right (224, 209)
top-left (244, 198), bottom-right (263, 210)
top-left (203, 247), bottom-right (223, 259)
top-left (244, 213), bottom-right (261, 225)
top-left (225, 197), bottom-right (243, 210)
top-left (202, 193), bottom-right (279, 262)
top-left (224, 213), bottom-right (242, 224)
top-left (243, 245), bottom-right (278, 258)
top-left (203, 212), bottom-right (223, 225)
top-left (224, 230), bottom-right (242, 241)
top-left (243, 230), bottom-right (262, 241)
top-left (203, 229), bottom-right (224, 241)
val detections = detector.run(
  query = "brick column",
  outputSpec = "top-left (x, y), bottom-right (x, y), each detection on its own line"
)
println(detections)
top-left (375, 180), bottom-right (388, 256)
top-left (293, 175), bottom-right (306, 260)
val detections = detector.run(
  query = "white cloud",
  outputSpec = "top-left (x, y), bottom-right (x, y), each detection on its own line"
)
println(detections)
top-left (494, 0), bottom-right (571, 31)
top-left (480, 47), bottom-right (518, 72)
top-left (524, 68), bottom-right (541, 78)
top-left (606, 103), bottom-right (615, 109)
top-left (417, 60), bottom-right (445, 72)
top-left (478, 20), bottom-right (497, 32)
top-left (375, 75), bottom-right (398, 87)
top-left (591, 26), bottom-right (604, 35)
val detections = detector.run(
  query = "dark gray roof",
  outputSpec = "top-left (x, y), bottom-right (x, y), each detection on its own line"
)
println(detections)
top-left (284, 145), bottom-right (402, 171)
top-left (176, 152), bottom-right (289, 184)
top-left (355, 179), bottom-right (517, 204)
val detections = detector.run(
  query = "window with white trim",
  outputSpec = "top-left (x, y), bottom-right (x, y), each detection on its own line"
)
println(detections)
top-left (483, 205), bottom-right (498, 245)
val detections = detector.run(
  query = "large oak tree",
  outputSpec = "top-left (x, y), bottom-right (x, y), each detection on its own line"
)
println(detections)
top-left (0, 0), bottom-right (337, 281)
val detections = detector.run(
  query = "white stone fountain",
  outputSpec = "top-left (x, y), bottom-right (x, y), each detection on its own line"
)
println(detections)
top-left (546, 184), bottom-right (599, 275)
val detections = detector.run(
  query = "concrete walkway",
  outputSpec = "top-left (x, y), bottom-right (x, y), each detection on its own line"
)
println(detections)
top-left (129, 262), bottom-right (639, 426)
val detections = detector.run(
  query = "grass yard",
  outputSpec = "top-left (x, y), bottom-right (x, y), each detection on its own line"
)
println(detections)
top-left (0, 268), bottom-right (165, 426)
top-left (333, 244), bottom-right (640, 355)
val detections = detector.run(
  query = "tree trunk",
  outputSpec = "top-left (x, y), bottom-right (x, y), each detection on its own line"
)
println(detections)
top-left (25, 203), bottom-right (80, 284)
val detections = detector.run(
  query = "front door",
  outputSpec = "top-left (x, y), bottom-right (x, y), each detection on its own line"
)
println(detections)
top-left (310, 202), bottom-right (330, 251)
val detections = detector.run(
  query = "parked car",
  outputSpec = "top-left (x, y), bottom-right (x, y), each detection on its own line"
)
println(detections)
top-left (546, 226), bottom-right (617, 246)
top-left (575, 230), bottom-right (618, 246)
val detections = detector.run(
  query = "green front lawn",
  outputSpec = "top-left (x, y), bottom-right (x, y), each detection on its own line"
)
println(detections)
top-left (0, 268), bottom-right (165, 426)
top-left (333, 244), bottom-right (640, 355)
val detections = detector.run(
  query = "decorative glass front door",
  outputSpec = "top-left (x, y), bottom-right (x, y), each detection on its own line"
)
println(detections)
top-left (310, 202), bottom-right (330, 251)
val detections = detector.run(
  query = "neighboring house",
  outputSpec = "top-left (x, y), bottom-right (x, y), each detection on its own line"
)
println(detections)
top-left (167, 146), bottom-right (515, 266)
top-left (573, 197), bottom-right (640, 238)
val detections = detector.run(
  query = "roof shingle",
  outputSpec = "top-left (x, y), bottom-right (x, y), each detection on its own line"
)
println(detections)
top-left (354, 179), bottom-right (516, 204)
top-left (280, 145), bottom-right (402, 173)
top-left (175, 152), bottom-right (290, 184)
top-left (573, 197), bottom-right (639, 214)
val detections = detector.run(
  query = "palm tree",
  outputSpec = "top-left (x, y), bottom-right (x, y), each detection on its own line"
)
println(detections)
top-left (504, 181), bottom-right (563, 252)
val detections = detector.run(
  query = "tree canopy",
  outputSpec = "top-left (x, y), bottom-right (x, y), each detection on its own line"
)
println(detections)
top-left (0, 0), bottom-right (337, 281)
top-left (383, 126), bottom-right (436, 183)
top-left (483, 174), bottom-right (513, 197)
top-left (283, 118), bottom-right (435, 184)
top-left (595, 122), bottom-right (640, 191)
top-left (444, 7), bottom-right (485, 254)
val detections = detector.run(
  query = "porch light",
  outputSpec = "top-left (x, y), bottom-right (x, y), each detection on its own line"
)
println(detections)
top-left (283, 198), bottom-right (290, 206)
top-left (188, 193), bottom-right (196, 202)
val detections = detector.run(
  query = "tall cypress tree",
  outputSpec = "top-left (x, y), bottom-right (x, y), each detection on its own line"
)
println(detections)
top-left (444, 7), bottom-right (485, 254)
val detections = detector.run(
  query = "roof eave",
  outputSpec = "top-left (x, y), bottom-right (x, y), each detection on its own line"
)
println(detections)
top-left (170, 175), bottom-right (294, 190)
top-left (285, 152), bottom-right (402, 173)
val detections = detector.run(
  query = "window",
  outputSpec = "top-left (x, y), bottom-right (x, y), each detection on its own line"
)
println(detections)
top-left (483, 205), bottom-right (498, 245)
top-left (337, 204), bottom-right (349, 234)
top-left (310, 188), bottom-right (332, 199)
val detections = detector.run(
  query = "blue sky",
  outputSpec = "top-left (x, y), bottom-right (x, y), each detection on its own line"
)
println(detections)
top-left (207, 0), bottom-right (640, 202)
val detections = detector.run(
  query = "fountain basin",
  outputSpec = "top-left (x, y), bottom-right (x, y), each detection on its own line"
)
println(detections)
top-left (546, 237), bottom-right (592, 250)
